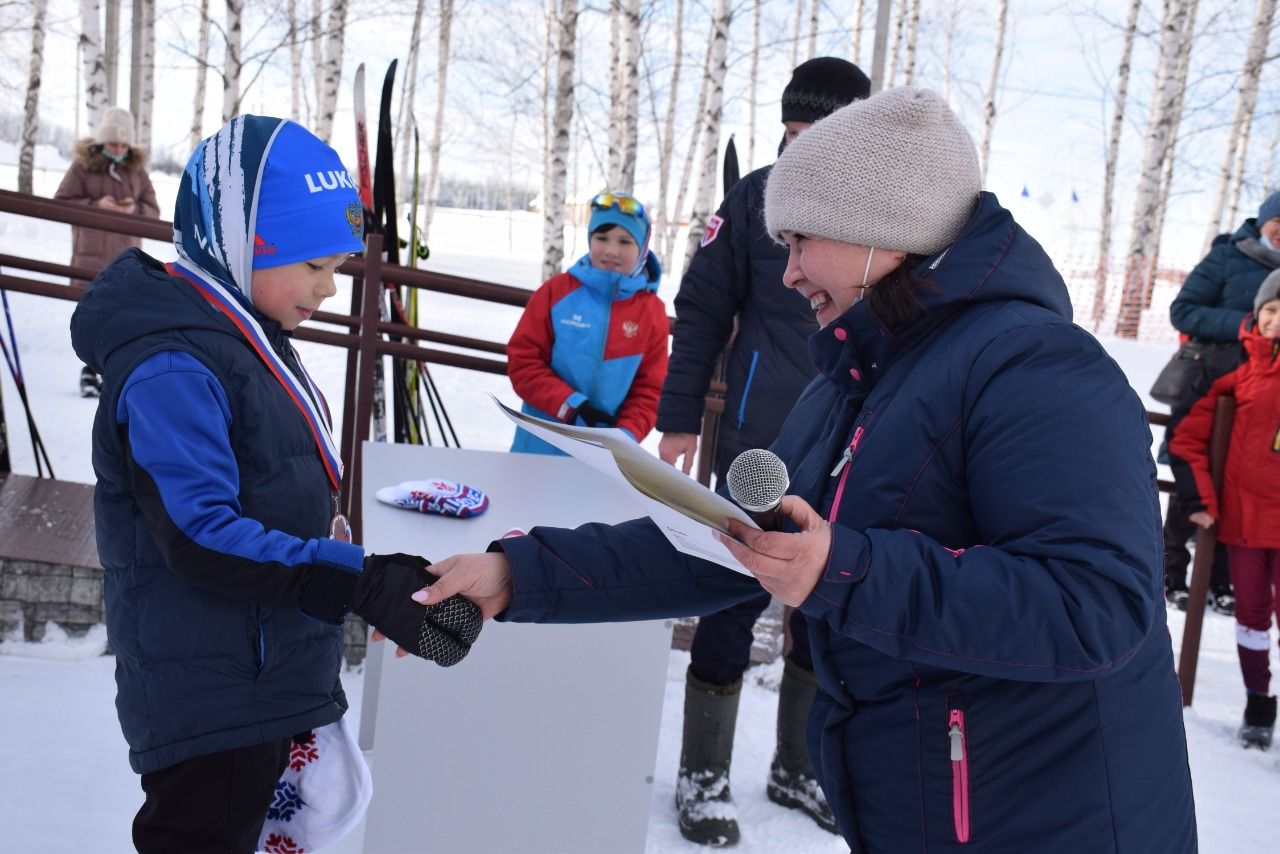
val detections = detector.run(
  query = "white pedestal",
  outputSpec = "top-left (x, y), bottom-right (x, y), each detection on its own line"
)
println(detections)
top-left (356, 443), bottom-right (673, 854)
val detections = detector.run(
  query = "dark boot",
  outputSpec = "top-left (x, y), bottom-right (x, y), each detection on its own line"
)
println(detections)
top-left (1239, 694), bottom-right (1277, 750)
top-left (767, 658), bottom-right (837, 834)
top-left (676, 668), bottom-right (741, 847)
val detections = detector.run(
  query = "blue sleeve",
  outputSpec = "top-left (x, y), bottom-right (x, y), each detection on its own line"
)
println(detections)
top-left (119, 351), bottom-right (365, 621)
top-left (1169, 245), bottom-right (1247, 341)
top-left (799, 320), bottom-right (1164, 682)
top-left (497, 517), bottom-right (762, 623)
top-left (657, 179), bottom-right (756, 434)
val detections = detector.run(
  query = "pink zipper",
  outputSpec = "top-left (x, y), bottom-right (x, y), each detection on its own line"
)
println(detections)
top-left (826, 425), bottom-right (865, 523)
top-left (949, 709), bottom-right (970, 843)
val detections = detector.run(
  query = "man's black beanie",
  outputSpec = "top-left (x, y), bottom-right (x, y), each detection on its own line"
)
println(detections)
top-left (781, 57), bottom-right (872, 124)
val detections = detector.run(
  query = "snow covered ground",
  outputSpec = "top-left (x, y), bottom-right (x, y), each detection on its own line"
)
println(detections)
top-left (1, 162), bottom-right (1277, 852)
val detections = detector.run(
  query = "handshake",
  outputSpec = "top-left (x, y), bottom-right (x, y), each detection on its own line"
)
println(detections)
top-left (352, 553), bottom-right (482, 666)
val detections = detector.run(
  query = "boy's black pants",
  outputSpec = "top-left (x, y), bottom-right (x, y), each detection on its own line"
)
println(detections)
top-left (133, 736), bottom-right (291, 854)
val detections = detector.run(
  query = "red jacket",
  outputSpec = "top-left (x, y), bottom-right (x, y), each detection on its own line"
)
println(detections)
top-left (1169, 320), bottom-right (1280, 548)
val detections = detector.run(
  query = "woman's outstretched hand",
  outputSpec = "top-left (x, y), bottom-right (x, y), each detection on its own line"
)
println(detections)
top-left (413, 551), bottom-right (514, 620)
top-left (719, 495), bottom-right (833, 607)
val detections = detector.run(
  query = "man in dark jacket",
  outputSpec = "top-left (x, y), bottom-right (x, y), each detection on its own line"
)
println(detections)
top-left (655, 57), bottom-right (870, 845)
top-left (1163, 191), bottom-right (1280, 614)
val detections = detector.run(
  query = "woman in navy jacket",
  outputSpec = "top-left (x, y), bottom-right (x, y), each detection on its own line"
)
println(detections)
top-left (423, 88), bottom-right (1196, 853)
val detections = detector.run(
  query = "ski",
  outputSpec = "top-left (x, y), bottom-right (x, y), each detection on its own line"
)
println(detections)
top-left (404, 117), bottom-right (423, 445)
top-left (353, 62), bottom-right (389, 443)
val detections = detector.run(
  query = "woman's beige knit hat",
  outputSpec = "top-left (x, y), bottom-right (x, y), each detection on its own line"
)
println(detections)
top-left (765, 86), bottom-right (981, 256)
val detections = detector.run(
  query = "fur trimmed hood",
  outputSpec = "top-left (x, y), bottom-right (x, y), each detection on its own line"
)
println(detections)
top-left (73, 138), bottom-right (148, 173)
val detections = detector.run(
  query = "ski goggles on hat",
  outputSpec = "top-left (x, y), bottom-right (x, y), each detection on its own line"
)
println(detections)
top-left (591, 192), bottom-right (645, 217)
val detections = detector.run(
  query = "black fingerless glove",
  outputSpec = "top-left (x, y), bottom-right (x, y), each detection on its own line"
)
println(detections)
top-left (353, 553), bottom-right (482, 666)
top-left (574, 400), bottom-right (616, 428)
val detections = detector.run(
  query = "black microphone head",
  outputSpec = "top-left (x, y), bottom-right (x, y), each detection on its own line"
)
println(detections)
top-left (727, 449), bottom-right (790, 512)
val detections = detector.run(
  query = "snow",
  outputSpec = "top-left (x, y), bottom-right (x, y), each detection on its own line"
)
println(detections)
top-left (1, 161), bottom-right (1277, 852)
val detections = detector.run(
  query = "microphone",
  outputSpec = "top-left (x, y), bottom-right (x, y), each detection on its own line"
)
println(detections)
top-left (726, 448), bottom-right (790, 530)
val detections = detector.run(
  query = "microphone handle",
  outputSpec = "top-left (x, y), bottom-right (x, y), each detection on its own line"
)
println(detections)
top-left (747, 505), bottom-right (783, 531)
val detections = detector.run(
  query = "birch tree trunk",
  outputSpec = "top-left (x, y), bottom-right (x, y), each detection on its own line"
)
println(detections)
top-left (942, 0), bottom-right (961, 103)
top-left (887, 0), bottom-right (905, 86)
top-left (137, 0), bottom-right (154, 151)
top-left (978, 0), bottom-right (1009, 183)
top-left (746, 0), bottom-right (760, 171)
top-left (656, 0), bottom-right (684, 267)
top-left (1152, 0), bottom-right (1199, 264)
top-left (1090, 0), bottom-right (1141, 326)
top-left (18, 0), bottom-right (49, 195)
top-left (902, 0), bottom-right (920, 85)
top-left (606, 0), bottom-right (624, 188)
top-left (190, 0), bottom-right (210, 149)
top-left (541, 0), bottom-right (578, 281)
top-left (851, 0), bottom-right (865, 66)
top-left (684, 0), bottom-right (732, 272)
top-left (1202, 0), bottom-right (1276, 249)
top-left (619, 0), bottom-right (641, 189)
top-left (80, 0), bottom-right (107, 133)
top-left (790, 1), bottom-right (803, 67)
top-left (1227, 109), bottom-right (1257, 227)
top-left (422, 0), bottom-right (454, 241)
top-left (807, 0), bottom-right (820, 59)
top-left (397, 0), bottom-right (427, 194)
top-left (310, 0), bottom-right (324, 124)
top-left (542, 0), bottom-right (554, 205)
top-left (221, 0), bottom-right (242, 122)
top-left (314, 0), bottom-right (349, 142)
top-left (288, 0), bottom-right (302, 121)
top-left (104, 0), bottom-right (119, 104)
top-left (1115, 0), bottom-right (1190, 338)
top-left (1263, 113), bottom-right (1280, 195)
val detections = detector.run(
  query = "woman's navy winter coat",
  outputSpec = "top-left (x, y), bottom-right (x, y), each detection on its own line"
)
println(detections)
top-left (1170, 217), bottom-right (1276, 342)
top-left (498, 193), bottom-right (1197, 852)
top-left (70, 250), bottom-right (359, 773)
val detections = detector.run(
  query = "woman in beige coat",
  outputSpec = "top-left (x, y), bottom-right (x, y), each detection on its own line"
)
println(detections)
top-left (55, 107), bottom-right (160, 395)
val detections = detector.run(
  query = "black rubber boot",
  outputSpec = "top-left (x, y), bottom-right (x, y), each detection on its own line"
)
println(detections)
top-left (1239, 694), bottom-right (1276, 750)
top-left (676, 668), bottom-right (742, 847)
top-left (767, 658), bottom-right (838, 834)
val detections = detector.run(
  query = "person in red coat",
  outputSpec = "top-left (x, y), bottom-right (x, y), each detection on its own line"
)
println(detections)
top-left (1170, 268), bottom-right (1280, 749)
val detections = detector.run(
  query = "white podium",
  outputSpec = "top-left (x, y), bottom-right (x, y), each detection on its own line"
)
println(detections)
top-left (355, 443), bottom-right (674, 854)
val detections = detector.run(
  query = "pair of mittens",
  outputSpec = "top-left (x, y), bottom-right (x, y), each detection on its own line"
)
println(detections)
top-left (375, 479), bottom-right (490, 518)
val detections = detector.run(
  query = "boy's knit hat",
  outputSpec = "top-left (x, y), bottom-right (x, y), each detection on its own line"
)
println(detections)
top-left (174, 116), bottom-right (363, 303)
top-left (1255, 269), bottom-right (1280, 314)
top-left (781, 58), bottom-right (871, 124)
top-left (588, 193), bottom-right (650, 256)
top-left (765, 86), bottom-right (981, 256)
top-left (1258, 192), bottom-right (1280, 226)
top-left (251, 121), bottom-right (364, 271)
top-left (95, 107), bottom-right (134, 146)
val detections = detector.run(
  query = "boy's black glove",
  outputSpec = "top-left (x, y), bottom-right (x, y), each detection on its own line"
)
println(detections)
top-left (353, 553), bottom-right (482, 666)
top-left (574, 400), bottom-right (616, 428)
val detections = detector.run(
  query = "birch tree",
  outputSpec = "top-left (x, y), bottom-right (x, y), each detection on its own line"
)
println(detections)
top-left (1115, 0), bottom-right (1191, 338)
top-left (655, 0), bottom-right (684, 266)
top-left (806, 0), bottom-right (819, 59)
top-left (902, 0), bottom-right (920, 85)
top-left (746, 0), bottom-right (760, 170)
top-left (977, 0), bottom-right (1008, 183)
top-left (1152, 0), bottom-right (1199, 261)
top-left (1091, 0), bottom-right (1141, 324)
top-left (289, 0), bottom-right (302, 121)
top-left (684, 0), bottom-right (732, 271)
top-left (541, 0), bottom-right (578, 280)
top-left (422, 0), bottom-right (455, 240)
top-left (607, 1), bottom-right (623, 186)
top-left (311, 0), bottom-right (323, 121)
top-left (104, 0), bottom-right (119, 104)
top-left (941, 0), bottom-right (962, 102)
top-left (190, 0), bottom-right (210, 149)
top-left (80, 0), bottom-right (107, 133)
top-left (221, 0), bottom-right (242, 122)
top-left (851, 0), bottom-right (865, 65)
top-left (790, 1), bottom-right (802, 67)
top-left (1203, 0), bottom-right (1276, 247)
top-left (619, 0), bottom-right (641, 189)
top-left (314, 0), bottom-right (349, 142)
top-left (1226, 112), bottom-right (1258, 227)
top-left (396, 0), bottom-right (427, 192)
top-left (136, 0), bottom-right (154, 151)
top-left (18, 0), bottom-right (49, 195)
top-left (887, 0), bottom-right (905, 86)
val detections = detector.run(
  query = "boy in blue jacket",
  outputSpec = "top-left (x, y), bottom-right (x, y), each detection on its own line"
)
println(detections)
top-left (70, 116), bottom-right (477, 853)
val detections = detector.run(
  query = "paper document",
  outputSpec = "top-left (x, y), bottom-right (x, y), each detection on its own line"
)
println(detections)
top-left (497, 397), bottom-right (755, 574)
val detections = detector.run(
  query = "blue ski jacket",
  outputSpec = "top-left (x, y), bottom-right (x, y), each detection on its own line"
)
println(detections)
top-left (657, 165), bottom-right (818, 477)
top-left (496, 193), bottom-right (1197, 852)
